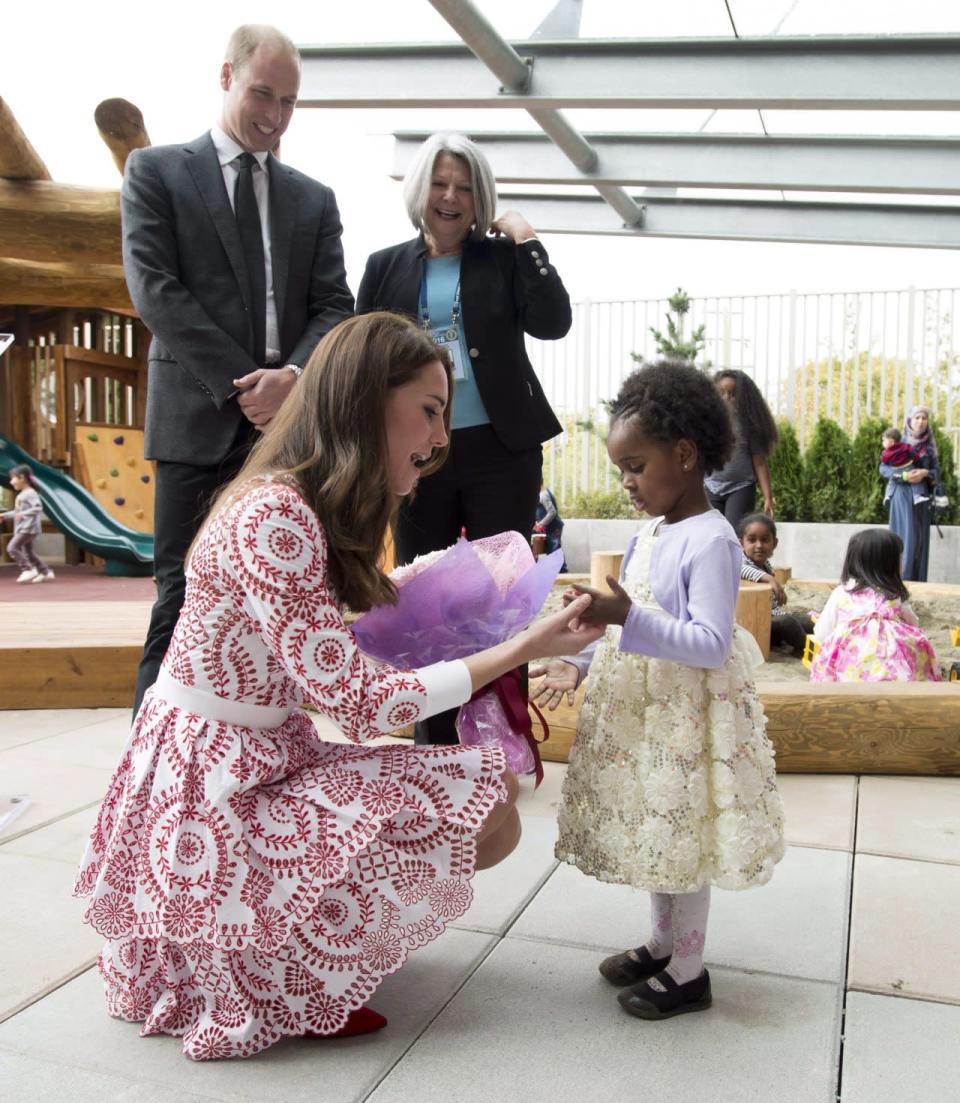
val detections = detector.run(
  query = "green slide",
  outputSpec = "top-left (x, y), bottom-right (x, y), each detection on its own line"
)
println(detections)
top-left (0, 434), bottom-right (154, 574)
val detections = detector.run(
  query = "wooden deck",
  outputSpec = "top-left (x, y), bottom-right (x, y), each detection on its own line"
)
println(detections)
top-left (0, 599), bottom-right (150, 708)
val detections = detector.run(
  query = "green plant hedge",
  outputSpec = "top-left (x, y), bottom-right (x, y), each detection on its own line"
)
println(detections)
top-left (563, 415), bottom-right (958, 524)
top-left (849, 416), bottom-right (888, 523)
top-left (765, 420), bottom-right (806, 521)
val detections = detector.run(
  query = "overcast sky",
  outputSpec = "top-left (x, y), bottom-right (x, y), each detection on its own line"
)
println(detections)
top-left (7, 0), bottom-right (960, 303)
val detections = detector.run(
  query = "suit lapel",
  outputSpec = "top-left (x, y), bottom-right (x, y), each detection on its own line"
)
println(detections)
top-left (185, 134), bottom-right (250, 307)
top-left (268, 155), bottom-right (298, 338)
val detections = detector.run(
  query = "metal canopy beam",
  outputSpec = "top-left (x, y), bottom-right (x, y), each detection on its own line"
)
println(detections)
top-left (424, 0), bottom-right (642, 226)
top-left (298, 36), bottom-right (960, 110)
top-left (392, 131), bottom-right (960, 195)
top-left (495, 193), bottom-right (960, 249)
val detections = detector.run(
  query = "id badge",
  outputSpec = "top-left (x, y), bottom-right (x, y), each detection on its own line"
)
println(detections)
top-left (431, 327), bottom-right (467, 381)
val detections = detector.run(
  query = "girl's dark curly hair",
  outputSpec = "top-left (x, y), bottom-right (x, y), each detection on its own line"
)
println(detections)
top-left (608, 359), bottom-right (734, 475)
top-left (714, 369), bottom-right (778, 456)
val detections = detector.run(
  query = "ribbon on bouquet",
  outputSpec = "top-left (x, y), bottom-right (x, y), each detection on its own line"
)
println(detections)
top-left (469, 667), bottom-right (550, 787)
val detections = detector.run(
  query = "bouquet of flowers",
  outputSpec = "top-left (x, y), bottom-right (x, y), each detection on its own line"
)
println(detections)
top-left (352, 532), bottom-right (564, 782)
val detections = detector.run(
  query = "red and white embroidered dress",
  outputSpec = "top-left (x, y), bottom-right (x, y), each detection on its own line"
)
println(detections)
top-left (75, 481), bottom-right (506, 1061)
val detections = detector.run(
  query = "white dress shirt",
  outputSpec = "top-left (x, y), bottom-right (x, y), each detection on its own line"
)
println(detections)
top-left (210, 125), bottom-right (281, 363)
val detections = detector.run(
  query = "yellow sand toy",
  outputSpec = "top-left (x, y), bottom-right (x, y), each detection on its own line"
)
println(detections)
top-left (801, 635), bottom-right (820, 669)
top-left (950, 628), bottom-right (960, 647)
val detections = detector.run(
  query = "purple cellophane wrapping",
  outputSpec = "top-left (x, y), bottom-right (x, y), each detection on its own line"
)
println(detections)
top-left (352, 533), bottom-right (563, 772)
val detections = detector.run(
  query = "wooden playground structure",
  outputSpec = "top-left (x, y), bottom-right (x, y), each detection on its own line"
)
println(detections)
top-left (0, 97), bottom-right (155, 550)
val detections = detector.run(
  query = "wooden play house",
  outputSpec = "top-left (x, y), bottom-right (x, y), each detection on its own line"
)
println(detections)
top-left (0, 96), bottom-right (156, 550)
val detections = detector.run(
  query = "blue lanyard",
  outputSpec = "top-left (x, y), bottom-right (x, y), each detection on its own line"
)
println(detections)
top-left (419, 272), bottom-right (462, 334)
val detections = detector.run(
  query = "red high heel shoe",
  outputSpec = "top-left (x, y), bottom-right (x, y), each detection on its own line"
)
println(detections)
top-left (304, 1007), bottom-right (388, 1039)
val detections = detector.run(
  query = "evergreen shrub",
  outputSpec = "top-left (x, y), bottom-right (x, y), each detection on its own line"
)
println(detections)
top-left (803, 418), bottom-right (853, 521)
top-left (765, 420), bottom-right (806, 521)
top-left (849, 416), bottom-right (888, 523)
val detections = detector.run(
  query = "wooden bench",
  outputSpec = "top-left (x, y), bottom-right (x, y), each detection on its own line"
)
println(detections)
top-left (540, 681), bottom-right (960, 775)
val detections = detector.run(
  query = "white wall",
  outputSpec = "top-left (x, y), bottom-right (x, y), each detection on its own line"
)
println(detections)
top-left (562, 519), bottom-right (960, 584)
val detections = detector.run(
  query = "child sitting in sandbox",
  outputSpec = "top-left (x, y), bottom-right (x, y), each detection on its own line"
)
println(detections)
top-left (810, 529), bottom-right (940, 683)
top-left (736, 512), bottom-right (812, 658)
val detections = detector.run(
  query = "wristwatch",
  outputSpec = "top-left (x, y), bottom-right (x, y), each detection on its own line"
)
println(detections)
top-left (285, 363), bottom-right (303, 380)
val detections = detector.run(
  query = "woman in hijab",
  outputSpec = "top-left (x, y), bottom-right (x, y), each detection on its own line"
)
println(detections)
top-left (880, 403), bottom-right (943, 581)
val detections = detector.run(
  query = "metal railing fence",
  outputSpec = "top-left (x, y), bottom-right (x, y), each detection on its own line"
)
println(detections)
top-left (527, 286), bottom-right (960, 503)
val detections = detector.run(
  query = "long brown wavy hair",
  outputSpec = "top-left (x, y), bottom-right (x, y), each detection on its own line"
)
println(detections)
top-left (200, 312), bottom-right (452, 610)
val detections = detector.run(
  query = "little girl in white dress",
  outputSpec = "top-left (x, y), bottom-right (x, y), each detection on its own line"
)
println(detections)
top-left (533, 360), bottom-right (784, 1021)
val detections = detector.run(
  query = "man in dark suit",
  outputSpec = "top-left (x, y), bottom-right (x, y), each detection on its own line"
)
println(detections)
top-left (124, 24), bottom-right (354, 711)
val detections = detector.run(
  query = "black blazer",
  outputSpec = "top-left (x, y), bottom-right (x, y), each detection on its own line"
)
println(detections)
top-left (122, 133), bottom-right (355, 465)
top-left (357, 235), bottom-right (570, 451)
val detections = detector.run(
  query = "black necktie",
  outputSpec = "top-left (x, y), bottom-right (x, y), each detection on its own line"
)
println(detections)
top-left (234, 153), bottom-right (266, 367)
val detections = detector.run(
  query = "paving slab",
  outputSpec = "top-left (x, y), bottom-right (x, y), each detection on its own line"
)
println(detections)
top-left (0, 709), bottom-right (123, 751)
top-left (369, 939), bottom-right (841, 1103)
top-left (0, 928), bottom-right (497, 1102)
top-left (841, 991), bottom-right (960, 1102)
top-left (777, 773), bottom-right (857, 851)
top-left (0, 1049), bottom-right (221, 1103)
top-left (0, 851), bottom-right (102, 1021)
top-left (0, 750), bottom-right (114, 838)
top-left (848, 854), bottom-right (960, 1004)
top-left (451, 816), bottom-right (558, 935)
top-left (511, 845), bottom-right (851, 982)
top-left (2, 804), bottom-right (99, 864)
top-left (856, 776), bottom-right (960, 865)
top-left (515, 760), bottom-right (566, 820)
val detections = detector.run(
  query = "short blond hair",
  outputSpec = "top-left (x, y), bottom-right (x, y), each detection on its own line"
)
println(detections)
top-left (225, 24), bottom-right (299, 72)
top-left (402, 132), bottom-right (497, 242)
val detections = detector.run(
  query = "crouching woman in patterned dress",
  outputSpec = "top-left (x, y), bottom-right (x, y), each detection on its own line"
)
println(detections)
top-left (74, 312), bottom-right (602, 1061)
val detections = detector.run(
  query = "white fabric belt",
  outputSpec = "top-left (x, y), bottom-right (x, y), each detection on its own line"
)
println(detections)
top-left (153, 669), bottom-right (294, 729)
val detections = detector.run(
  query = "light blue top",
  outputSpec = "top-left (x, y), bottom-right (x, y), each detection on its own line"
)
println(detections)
top-left (421, 256), bottom-right (490, 430)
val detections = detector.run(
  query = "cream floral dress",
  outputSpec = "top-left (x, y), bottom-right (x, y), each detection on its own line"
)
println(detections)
top-left (556, 522), bottom-right (785, 893)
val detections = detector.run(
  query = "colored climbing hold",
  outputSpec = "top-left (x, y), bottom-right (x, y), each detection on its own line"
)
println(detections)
top-left (126, 456), bottom-right (137, 467)
top-left (140, 474), bottom-right (151, 484)
top-left (114, 497), bottom-right (125, 506)
top-left (109, 468), bottom-right (119, 477)
top-left (86, 432), bottom-right (99, 442)
top-left (96, 478), bottom-right (107, 489)
top-left (134, 508), bottom-right (144, 519)
top-left (113, 435), bottom-right (124, 445)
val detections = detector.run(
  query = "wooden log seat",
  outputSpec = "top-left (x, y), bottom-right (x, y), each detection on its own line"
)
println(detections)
top-left (539, 681), bottom-right (960, 776)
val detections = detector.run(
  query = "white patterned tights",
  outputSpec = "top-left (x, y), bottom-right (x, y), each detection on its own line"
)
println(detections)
top-left (645, 885), bottom-right (711, 987)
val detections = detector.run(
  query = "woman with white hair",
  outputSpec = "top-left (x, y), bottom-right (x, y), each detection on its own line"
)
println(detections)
top-left (358, 132), bottom-right (572, 747)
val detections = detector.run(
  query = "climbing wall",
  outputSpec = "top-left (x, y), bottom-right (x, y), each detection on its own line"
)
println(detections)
top-left (72, 428), bottom-right (155, 533)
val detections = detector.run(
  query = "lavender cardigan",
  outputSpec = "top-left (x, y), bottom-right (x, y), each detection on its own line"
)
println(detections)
top-left (567, 510), bottom-right (742, 680)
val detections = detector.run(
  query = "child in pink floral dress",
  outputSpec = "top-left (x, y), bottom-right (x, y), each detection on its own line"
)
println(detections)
top-left (810, 529), bottom-right (939, 682)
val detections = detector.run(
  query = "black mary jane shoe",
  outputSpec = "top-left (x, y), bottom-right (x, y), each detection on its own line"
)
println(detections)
top-left (617, 968), bottom-right (712, 1020)
top-left (598, 946), bottom-right (672, 987)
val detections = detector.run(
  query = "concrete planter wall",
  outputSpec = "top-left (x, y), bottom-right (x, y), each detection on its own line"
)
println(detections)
top-left (562, 518), bottom-right (960, 584)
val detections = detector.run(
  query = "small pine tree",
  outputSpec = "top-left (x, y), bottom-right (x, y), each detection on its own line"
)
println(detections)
top-left (765, 419), bottom-right (806, 521)
top-left (849, 416), bottom-right (888, 523)
top-left (932, 425), bottom-right (959, 526)
top-left (645, 287), bottom-right (708, 364)
top-left (803, 417), bottom-right (854, 522)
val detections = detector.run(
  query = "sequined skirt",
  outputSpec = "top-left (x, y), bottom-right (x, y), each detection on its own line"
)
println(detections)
top-left (556, 627), bottom-right (785, 893)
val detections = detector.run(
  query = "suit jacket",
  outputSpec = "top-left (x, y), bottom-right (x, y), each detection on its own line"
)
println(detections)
top-left (356, 235), bottom-right (570, 451)
top-left (122, 133), bottom-right (355, 465)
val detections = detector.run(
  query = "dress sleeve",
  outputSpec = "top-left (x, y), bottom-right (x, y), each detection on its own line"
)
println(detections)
top-left (226, 486), bottom-right (471, 741)
top-left (813, 586), bottom-right (844, 641)
top-left (618, 535), bottom-right (738, 668)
